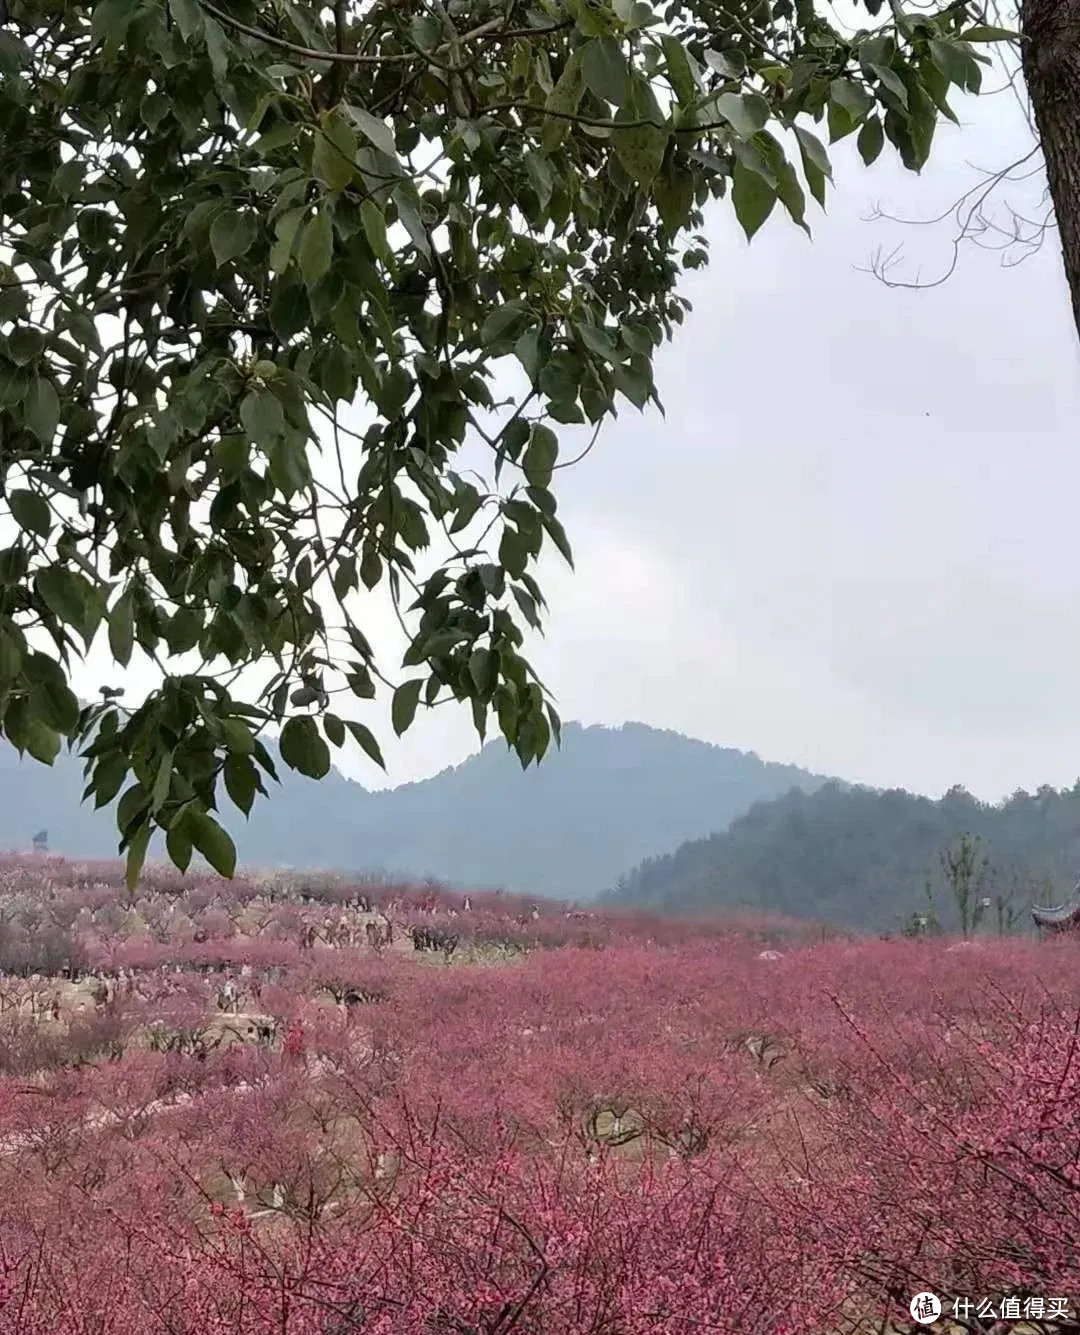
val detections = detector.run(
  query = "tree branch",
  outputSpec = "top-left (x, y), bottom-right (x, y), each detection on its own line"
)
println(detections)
top-left (199, 2), bottom-right (564, 68)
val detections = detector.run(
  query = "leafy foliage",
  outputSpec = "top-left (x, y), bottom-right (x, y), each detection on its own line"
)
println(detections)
top-left (0, 0), bottom-right (1007, 879)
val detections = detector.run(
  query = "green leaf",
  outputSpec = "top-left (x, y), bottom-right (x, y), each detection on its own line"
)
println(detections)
top-left (449, 484), bottom-right (484, 535)
top-left (575, 321), bottom-right (620, 362)
top-left (582, 37), bottom-right (630, 107)
top-left (542, 513), bottom-right (574, 566)
top-left (23, 379), bottom-right (60, 446)
top-left (240, 388), bottom-right (286, 446)
top-left (91, 752), bottom-right (129, 810)
top-left (392, 184), bottom-right (432, 259)
top-left (23, 716), bottom-right (61, 766)
top-left (299, 210), bottom-right (334, 287)
top-left (92, 0), bottom-right (136, 46)
top-left (391, 678), bottom-right (423, 736)
top-left (511, 584), bottom-right (540, 628)
top-left (613, 121), bottom-right (666, 187)
top-left (323, 713), bottom-right (345, 747)
top-left (959, 24), bottom-right (1019, 41)
top-left (499, 525), bottom-right (529, 578)
top-left (270, 206), bottom-right (306, 274)
top-left (468, 647), bottom-right (498, 695)
top-left (514, 327), bottom-right (541, 382)
top-left (32, 672), bottom-right (80, 734)
top-left (714, 91), bottom-right (770, 139)
top-left (610, 360), bottom-right (651, 410)
top-left (873, 91), bottom-right (915, 169)
top-left (482, 301), bottom-right (529, 348)
top-left (732, 137), bottom-right (776, 189)
top-left (108, 589), bottom-right (135, 667)
top-left (256, 119), bottom-right (301, 155)
top-left (361, 198), bottom-right (392, 265)
top-left (252, 739), bottom-right (279, 782)
top-left (313, 109), bottom-right (358, 191)
top-left (857, 114), bottom-right (884, 165)
top-left (189, 811), bottom-right (237, 878)
top-left (661, 34), bottom-right (701, 108)
top-left (868, 63), bottom-right (908, 109)
top-left (704, 48), bottom-right (743, 79)
top-left (125, 823), bottom-right (152, 892)
top-left (269, 430), bottom-right (310, 497)
top-left (773, 157), bottom-right (808, 231)
top-left (345, 719), bottom-right (385, 768)
top-left (220, 717), bottom-right (255, 754)
top-left (166, 606), bottom-right (203, 654)
top-left (410, 12), bottom-right (441, 51)
top-left (544, 48), bottom-right (584, 149)
top-left (166, 820), bottom-right (193, 874)
top-left (8, 327), bottom-right (43, 366)
top-left (279, 714), bottom-right (331, 778)
top-left (653, 162), bottom-right (696, 233)
top-left (793, 126), bottom-right (832, 183)
top-left (117, 783), bottom-right (149, 839)
top-left (795, 144), bottom-right (826, 207)
top-left (223, 753), bottom-right (258, 816)
top-left (829, 77), bottom-right (873, 125)
top-left (827, 99), bottom-right (854, 143)
top-left (905, 84), bottom-right (937, 170)
top-left (927, 38), bottom-right (973, 90)
top-left (151, 750), bottom-right (174, 812)
top-left (203, 15), bottom-right (230, 83)
top-left (269, 283), bottom-right (309, 339)
top-left (35, 566), bottom-right (103, 647)
top-left (344, 104), bottom-right (398, 159)
top-left (360, 547), bottom-right (381, 589)
top-left (8, 489), bottom-right (51, 539)
top-left (321, 342), bottom-right (355, 403)
top-left (523, 424), bottom-right (558, 488)
top-left (731, 156), bottom-right (777, 240)
top-left (612, 74), bottom-right (668, 188)
top-left (209, 211), bottom-right (257, 266)
top-left (523, 150), bottom-right (555, 209)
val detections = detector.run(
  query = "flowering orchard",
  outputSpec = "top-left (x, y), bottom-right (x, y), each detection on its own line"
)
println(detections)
top-left (0, 856), bottom-right (1077, 1333)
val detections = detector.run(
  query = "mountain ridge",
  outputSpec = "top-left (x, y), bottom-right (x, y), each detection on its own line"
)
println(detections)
top-left (603, 778), bottom-right (1080, 930)
top-left (0, 720), bottom-right (831, 901)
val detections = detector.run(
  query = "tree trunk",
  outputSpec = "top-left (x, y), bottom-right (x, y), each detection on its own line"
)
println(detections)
top-left (1022, 0), bottom-right (1080, 344)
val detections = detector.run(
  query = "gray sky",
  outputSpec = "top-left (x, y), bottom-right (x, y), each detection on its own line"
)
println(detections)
top-left (70, 66), bottom-right (1080, 805)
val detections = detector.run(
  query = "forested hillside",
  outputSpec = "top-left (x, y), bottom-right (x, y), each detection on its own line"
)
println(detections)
top-left (605, 781), bottom-right (1080, 931)
top-left (0, 722), bottom-right (828, 902)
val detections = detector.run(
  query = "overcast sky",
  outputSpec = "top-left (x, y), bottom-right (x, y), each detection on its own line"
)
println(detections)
top-left (67, 54), bottom-right (1080, 806)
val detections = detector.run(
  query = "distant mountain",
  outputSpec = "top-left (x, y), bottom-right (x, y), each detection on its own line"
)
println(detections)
top-left (603, 779), bottom-right (1080, 931)
top-left (0, 722), bottom-right (831, 901)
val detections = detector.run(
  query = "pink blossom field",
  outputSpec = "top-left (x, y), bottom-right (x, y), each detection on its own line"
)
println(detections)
top-left (0, 854), bottom-right (1076, 1335)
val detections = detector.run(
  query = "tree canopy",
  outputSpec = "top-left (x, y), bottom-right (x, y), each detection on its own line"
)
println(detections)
top-left (604, 778), bottom-right (1080, 931)
top-left (0, 0), bottom-right (1011, 884)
